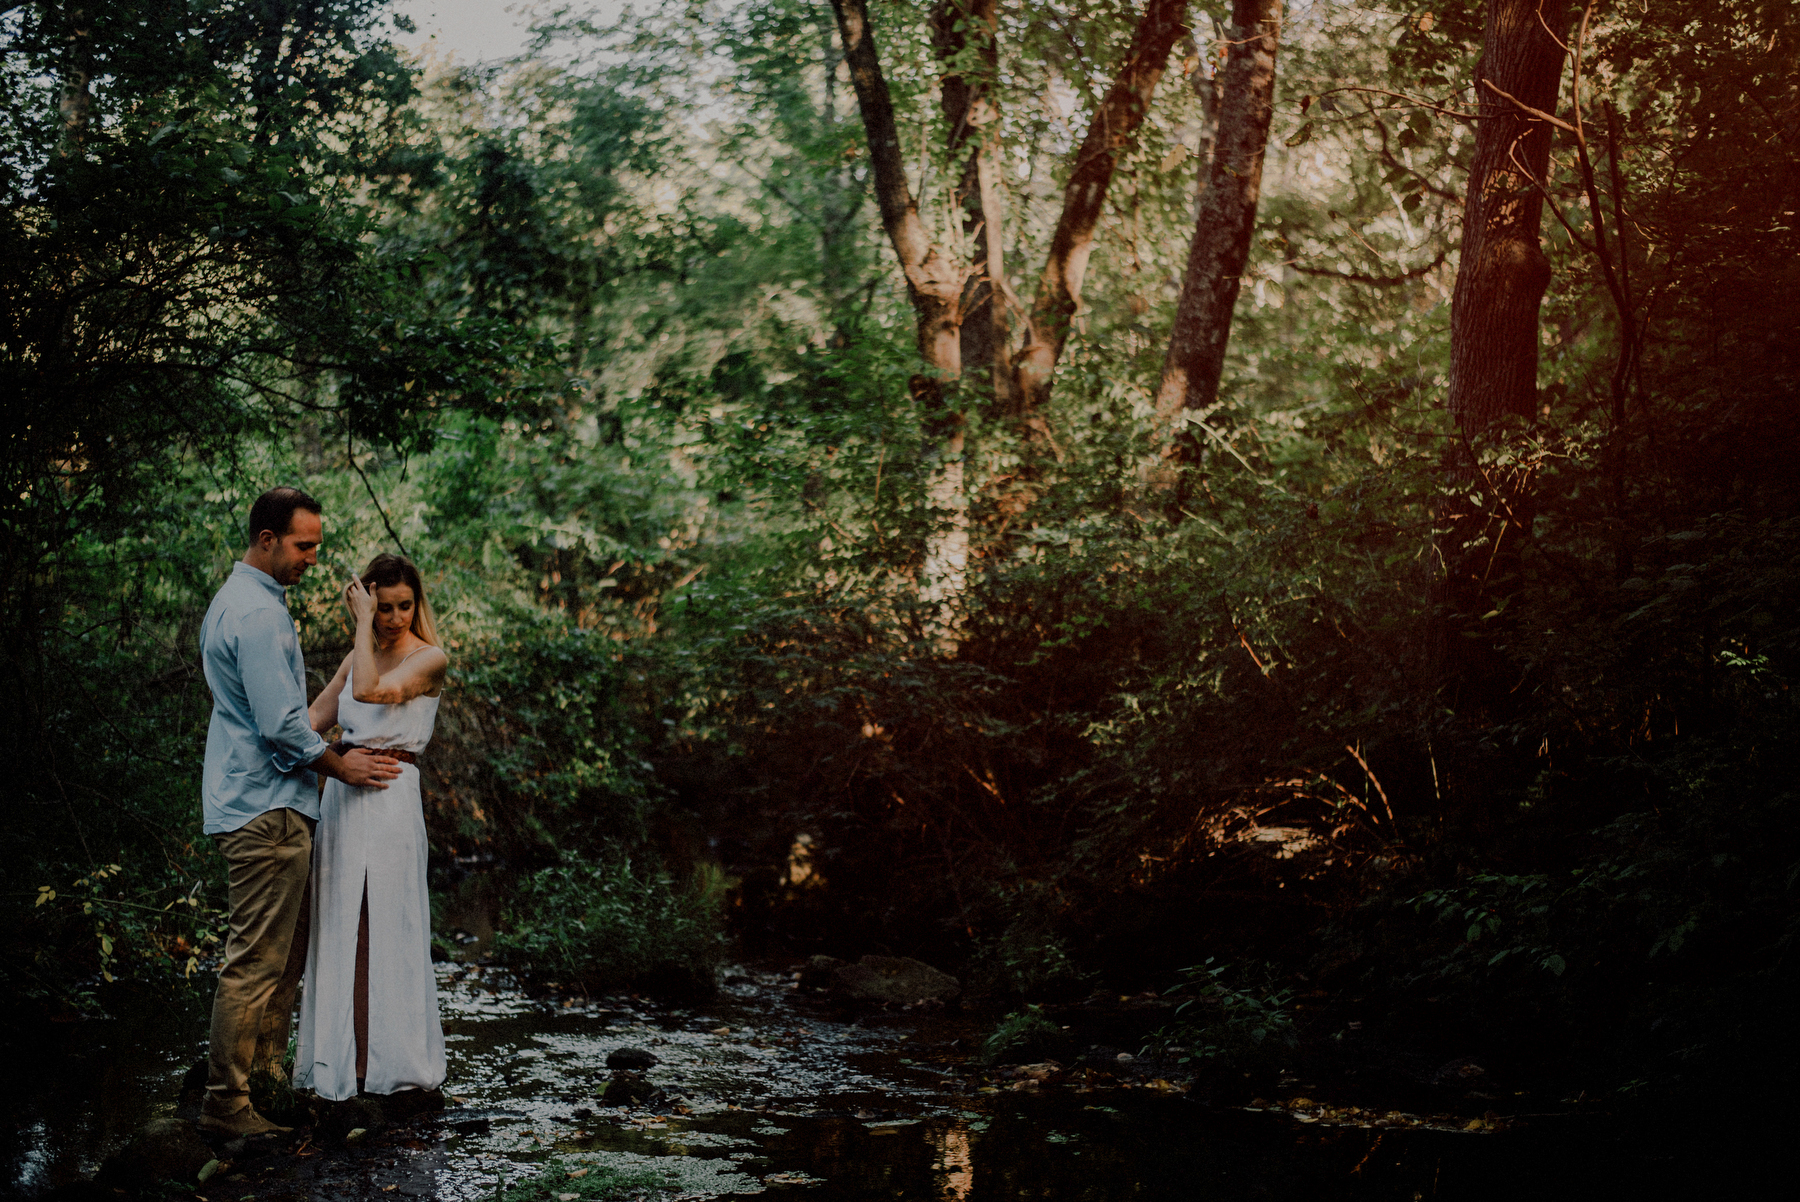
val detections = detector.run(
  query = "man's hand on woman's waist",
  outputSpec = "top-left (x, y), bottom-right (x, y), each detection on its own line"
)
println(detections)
top-left (311, 746), bottom-right (402, 789)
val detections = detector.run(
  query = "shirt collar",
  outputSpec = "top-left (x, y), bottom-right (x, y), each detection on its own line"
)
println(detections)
top-left (233, 560), bottom-right (287, 600)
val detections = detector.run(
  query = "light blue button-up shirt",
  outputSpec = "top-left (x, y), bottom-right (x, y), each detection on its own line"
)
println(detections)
top-left (199, 562), bottom-right (328, 834)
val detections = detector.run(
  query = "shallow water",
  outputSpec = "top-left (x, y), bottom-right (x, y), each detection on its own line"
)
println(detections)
top-left (0, 964), bottom-right (1747, 1200)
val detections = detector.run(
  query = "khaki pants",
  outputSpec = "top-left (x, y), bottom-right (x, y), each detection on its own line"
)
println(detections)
top-left (206, 806), bottom-right (313, 1112)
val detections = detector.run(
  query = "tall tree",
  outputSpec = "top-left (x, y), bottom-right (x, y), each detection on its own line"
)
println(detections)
top-left (829, 0), bottom-right (979, 610)
top-left (932, 0), bottom-right (1012, 401)
top-left (1445, 0), bottom-right (1568, 435)
top-left (1013, 0), bottom-right (1191, 427)
top-left (831, 0), bottom-right (1192, 603)
top-left (1153, 0), bottom-right (1282, 425)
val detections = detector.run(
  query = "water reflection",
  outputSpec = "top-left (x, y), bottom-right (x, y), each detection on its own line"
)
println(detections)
top-left (933, 1123), bottom-right (973, 1200)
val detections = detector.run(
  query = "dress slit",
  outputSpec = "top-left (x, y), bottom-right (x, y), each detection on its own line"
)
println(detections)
top-left (354, 877), bottom-right (370, 1085)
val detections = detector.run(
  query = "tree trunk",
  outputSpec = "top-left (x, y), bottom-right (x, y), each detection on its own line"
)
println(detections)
top-left (56, 4), bottom-right (94, 155)
top-left (933, 0), bottom-right (1015, 407)
top-left (1433, 0), bottom-right (1568, 609)
top-left (832, 0), bottom-right (1193, 608)
top-left (1430, 1), bottom-right (1569, 835)
top-left (1013, 0), bottom-right (1191, 423)
top-left (1153, 0), bottom-right (1281, 423)
top-left (831, 0), bottom-right (971, 617)
top-left (1446, 0), bottom-right (1568, 435)
top-left (831, 0), bottom-right (969, 380)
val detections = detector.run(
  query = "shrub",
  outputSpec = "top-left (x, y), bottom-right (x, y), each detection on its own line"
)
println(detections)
top-left (1148, 960), bottom-right (1298, 1069)
top-left (490, 859), bottom-right (726, 995)
top-left (979, 1004), bottom-right (1069, 1065)
top-left (495, 1156), bottom-right (664, 1202)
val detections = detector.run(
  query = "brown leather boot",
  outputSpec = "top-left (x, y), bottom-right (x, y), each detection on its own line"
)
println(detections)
top-left (198, 1099), bottom-right (291, 1138)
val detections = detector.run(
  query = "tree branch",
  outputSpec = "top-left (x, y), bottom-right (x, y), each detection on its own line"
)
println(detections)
top-left (346, 430), bottom-right (411, 558)
top-left (1014, 0), bottom-right (1192, 414)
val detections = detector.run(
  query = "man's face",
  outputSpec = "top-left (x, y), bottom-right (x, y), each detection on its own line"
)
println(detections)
top-left (262, 510), bottom-right (322, 585)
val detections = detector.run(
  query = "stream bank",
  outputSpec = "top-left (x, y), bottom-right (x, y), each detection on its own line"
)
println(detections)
top-left (3, 963), bottom-right (1763, 1201)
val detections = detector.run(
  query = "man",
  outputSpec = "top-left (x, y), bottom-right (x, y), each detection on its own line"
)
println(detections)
top-left (199, 487), bottom-right (402, 1138)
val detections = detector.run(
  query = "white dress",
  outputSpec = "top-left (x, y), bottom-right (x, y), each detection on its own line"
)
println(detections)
top-left (296, 665), bottom-right (445, 1101)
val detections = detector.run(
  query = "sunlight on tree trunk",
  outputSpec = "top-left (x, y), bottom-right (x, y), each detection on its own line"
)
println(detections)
top-left (934, 0), bottom-right (1016, 409)
top-left (830, 0), bottom-right (968, 378)
top-left (831, 0), bottom-right (972, 634)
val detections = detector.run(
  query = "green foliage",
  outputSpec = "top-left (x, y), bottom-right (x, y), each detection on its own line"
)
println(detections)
top-left (979, 1005), bottom-right (1066, 1065)
top-left (494, 1157), bottom-right (665, 1202)
top-left (490, 860), bottom-right (727, 995)
top-left (1149, 961), bottom-right (1298, 1069)
top-left (967, 880), bottom-right (1089, 999)
top-left (1407, 874), bottom-right (1570, 981)
top-left (433, 617), bottom-right (664, 858)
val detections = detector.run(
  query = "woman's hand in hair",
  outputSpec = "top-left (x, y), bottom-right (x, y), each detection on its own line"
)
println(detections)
top-left (345, 577), bottom-right (376, 627)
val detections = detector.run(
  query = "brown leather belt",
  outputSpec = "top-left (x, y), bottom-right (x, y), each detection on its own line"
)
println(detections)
top-left (330, 741), bottom-right (418, 765)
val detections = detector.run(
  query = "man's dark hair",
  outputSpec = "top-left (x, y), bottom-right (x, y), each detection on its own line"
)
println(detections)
top-left (247, 487), bottom-right (323, 544)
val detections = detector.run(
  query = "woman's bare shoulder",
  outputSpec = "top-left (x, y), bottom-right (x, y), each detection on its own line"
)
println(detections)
top-left (408, 642), bottom-right (449, 670)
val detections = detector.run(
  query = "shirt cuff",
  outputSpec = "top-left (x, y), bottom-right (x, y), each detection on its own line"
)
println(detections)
top-left (275, 730), bottom-right (331, 774)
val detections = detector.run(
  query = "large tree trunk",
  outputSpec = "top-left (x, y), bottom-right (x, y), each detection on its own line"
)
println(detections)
top-left (1447, 0), bottom-right (1569, 434)
top-left (1153, 0), bottom-right (1281, 423)
top-left (1431, 1), bottom-right (1569, 835)
top-left (1013, 0), bottom-right (1191, 424)
top-left (833, 0), bottom-right (1193, 609)
top-left (1435, 0), bottom-right (1568, 598)
top-left (831, 0), bottom-right (969, 380)
top-left (933, 0), bottom-right (1015, 407)
top-left (831, 0), bottom-right (972, 617)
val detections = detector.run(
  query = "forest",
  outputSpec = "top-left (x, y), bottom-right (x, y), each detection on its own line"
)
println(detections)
top-left (2, 0), bottom-right (1797, 1177)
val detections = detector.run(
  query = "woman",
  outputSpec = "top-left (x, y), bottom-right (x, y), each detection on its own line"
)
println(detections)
top-left (297, 553), bottom-right (449, 1101)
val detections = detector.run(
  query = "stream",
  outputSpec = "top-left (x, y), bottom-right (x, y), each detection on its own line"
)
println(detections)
top-left (2, 962), bottom-right (1752, 1200)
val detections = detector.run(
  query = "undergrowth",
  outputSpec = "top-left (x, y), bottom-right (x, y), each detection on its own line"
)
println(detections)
top-left (490, 859), bottom-right (727, 995)
top-left (495, 1156), bottom-right (665, 1202)
top-left (1146, 960), bottom-right (1298, 1069)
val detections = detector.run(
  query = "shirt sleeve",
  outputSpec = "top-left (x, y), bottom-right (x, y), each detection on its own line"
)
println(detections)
top-left (235, 607), bottom-right (329, 773)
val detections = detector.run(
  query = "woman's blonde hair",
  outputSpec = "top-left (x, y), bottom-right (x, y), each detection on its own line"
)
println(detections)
top-left (360, 553), bottom-right (440, 647)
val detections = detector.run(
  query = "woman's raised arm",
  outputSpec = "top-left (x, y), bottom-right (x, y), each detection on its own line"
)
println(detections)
top-left (310, 654), bottom-right (351, 733)
top-left (351, 643), bottom-right (448, 704)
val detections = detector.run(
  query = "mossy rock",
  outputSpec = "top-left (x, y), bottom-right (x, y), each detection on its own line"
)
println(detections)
top-left (981, 1006), bottom-right (1072, 1065)
top-left (831, 956), bottom-right (960, 1007)
top-left (796, 955), bottom-right (846, 992)
top-left (605, 1046), bottom-right (659, 1071)
top-left (600, 1071), bottom-right (660, 1106)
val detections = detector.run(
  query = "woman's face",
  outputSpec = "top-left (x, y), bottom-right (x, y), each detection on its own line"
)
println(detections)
top-left (371, 582), bottom-right (416, 643)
